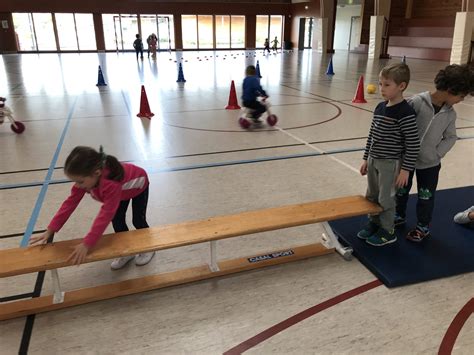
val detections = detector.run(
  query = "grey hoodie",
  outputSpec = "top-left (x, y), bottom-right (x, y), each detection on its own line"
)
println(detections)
top-left (407, 91), bottom-right (457, 169)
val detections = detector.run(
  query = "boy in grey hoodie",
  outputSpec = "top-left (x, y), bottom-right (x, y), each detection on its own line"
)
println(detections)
top-left (395, 64), bottom-right (474, 242)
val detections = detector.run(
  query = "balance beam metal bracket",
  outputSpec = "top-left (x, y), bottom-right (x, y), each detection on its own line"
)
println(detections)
top-left (321, 222), bottom-right (353, 261)
top-left (209, 241), bottom-right (220, 272)
top-left (50, 269), bottom-right (65, 304)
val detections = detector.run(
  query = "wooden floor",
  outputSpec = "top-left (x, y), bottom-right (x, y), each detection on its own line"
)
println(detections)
top-left (0, 49), bottom-right (473, 354)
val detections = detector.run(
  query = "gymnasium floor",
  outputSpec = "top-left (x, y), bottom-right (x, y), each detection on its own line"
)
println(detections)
top-left (0, 49), bottom-right (473, 354)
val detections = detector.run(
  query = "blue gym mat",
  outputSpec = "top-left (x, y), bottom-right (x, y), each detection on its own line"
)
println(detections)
top-left (329, 186), bottom-right (474, 288)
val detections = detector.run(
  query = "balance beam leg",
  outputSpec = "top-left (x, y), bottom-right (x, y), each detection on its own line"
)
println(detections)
top-left (320, 222), bottom-right (353, 260)
top-left (0, 243), bottom-right (333, 321)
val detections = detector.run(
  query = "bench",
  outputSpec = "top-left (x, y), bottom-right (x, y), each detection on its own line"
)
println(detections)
top-left (0, 195), bottom-right (381, 321)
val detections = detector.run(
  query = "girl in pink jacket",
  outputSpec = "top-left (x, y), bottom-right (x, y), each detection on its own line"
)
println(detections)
top-left (29, 146), bottom-right (154, 269)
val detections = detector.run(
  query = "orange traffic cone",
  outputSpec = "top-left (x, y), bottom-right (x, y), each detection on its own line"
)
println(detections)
top-left (352, 75), bottom-right (367, 103)
top-left (225, 80), bottom-right (241, 110)
top-left (136, 85), bottom-right (154, 119)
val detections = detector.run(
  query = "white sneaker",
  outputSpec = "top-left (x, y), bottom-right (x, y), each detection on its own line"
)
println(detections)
top-left (135, 251), bottom-right (155, 266)
top-left (110, 255), bottom-right (135, 270)
top-left (453, 206), bottom-right (474, 224)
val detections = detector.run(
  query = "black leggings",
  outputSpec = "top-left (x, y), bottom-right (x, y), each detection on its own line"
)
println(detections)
top-left (396, 164), bottom-right (441, 226)
top-left (112, 187), bottom-right (149, 232)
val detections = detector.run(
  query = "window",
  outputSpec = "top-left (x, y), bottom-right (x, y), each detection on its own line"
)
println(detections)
top-left (269, 15), bottom-right (283, 48)
top-left (255, 15), bottom-right (269, 48)
top-left (198, 15), bottom-right (213, 49)
top-left (256, 15), bottom-right (283, 49)
top-left (55, 14), bottom-right (77, 50)
top-left (102, 14), bottom-right (119, 50)
top-left (118, 15), bottom-right (139, 50)
top-left (215, 15), bottom-right (230, 48)
top-left (13, 13), bottom-right (37, 51)
top-left (230, 16), bottom-right (245, 48)
top-left (182, 15), bottom-right (197, 49)
top-left (75, 14), bottom-right (96, 50)
top-left (32, 13), bottom-right (56, 50)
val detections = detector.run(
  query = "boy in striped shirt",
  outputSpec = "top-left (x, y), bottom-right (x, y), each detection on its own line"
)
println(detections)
top-left (358, 63), bottom-right (420, 246)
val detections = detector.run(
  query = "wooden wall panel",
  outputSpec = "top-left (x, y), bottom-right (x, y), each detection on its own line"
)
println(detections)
top-left (412, 0), bottom-right (462, 18)
top-left (360, 0), bottom-right (374, 45)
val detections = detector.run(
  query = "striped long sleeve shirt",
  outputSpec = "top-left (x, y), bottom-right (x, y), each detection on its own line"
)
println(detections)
top-left (363, 100), bottom-right (420, 171)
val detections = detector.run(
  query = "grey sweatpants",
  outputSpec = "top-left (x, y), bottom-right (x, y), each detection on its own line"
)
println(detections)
top-left (366, 157), bottom-right (400, 232)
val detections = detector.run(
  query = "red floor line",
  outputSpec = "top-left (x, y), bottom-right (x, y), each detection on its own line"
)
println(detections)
top-left (438, 298), bottom-right (474, 355)
top-left (223, 279), bottom-right (382, 355)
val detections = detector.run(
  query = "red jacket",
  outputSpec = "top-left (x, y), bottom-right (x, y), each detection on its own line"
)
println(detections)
top-left (48, 163), bottom-right (149, 247)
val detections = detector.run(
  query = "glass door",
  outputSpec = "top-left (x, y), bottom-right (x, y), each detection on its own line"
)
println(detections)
top-left (304, 17), bottom-right (314, 49)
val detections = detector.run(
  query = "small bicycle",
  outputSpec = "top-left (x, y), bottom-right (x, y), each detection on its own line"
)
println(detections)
top-left (238, 98), bottom-right (278, 129)
top-left (0, 97), bottom-right (25, 134)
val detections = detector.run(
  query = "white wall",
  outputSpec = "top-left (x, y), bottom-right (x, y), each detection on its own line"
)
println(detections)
top-left (333, 5), bottom-right (361, 50)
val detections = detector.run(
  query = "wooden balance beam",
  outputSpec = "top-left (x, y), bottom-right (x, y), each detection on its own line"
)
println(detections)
top-left (0, 195), bottom-right (381, 321)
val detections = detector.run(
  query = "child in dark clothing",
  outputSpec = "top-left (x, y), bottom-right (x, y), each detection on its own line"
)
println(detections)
top-left (264, 38), bottom-right (270, 54)
top-left (133, 34), bottom-right (144, 60)
top-left (395, 64), bottom-right (474, 241)
top-left (242, 65), bottom-right (268, 123)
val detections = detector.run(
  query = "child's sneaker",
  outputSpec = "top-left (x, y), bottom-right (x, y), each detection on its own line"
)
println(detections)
top-left (406, 224), bottom-right (430, 242)
top-left (357, 221), bottom-right (379, 240)
top-left (453, 206), bottom-right (474, 224)
top-left (110, 255), bottom-right (135, 270)
top-left (394, 214), bottom-right (406, 228)
top-left (366, 228), bottom-right (397, 246)
top-left (135, 251), bottom-right (156, 266)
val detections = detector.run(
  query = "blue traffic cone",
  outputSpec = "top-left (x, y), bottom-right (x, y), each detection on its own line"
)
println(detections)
top-left (256, 60), bottom-right (262, 78)
top-left (326, 57), bottom-right (335, 75)
top-left (96, 65), bottom-right (107, 86)
top-left (176, 63), bottom-right (186, 82)
top-left (402, 55), bottom-right (407, 64)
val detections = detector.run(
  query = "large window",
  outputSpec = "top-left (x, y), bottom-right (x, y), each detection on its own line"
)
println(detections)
top-left (117, 15), bottom-right (139, 50)
top-left (140, 15), bottom-right (173, 50)
top-left (255, 15), bottom-right (269, 48)
top-left (182, 14), bottom-right (244, 49)
top-left (269, 15), bottom-right (283, 46)
top-left (75, 14), bottom-right (96, 50)
top-left (32, 13), bottom-right (56, 50)
top-left (158, 16), bottom-right (174, 50)
top-left (255, 15), bottom-right (283, 48)
top-left (198, 15), bottom-right (213, 49)
top-left (102, 14), bottom-right (119, 50)
top-left (56, 14), bottom-right (77, 50)
top-left (230, 16), bottom-right (245, 48)
top-left (55, 13), bottom-right (96, 51)
top-left (13, 13), bottom-right (37, 51)
top-left (215, 15), bottom-right (230, 48)
top-left (182, 15), bottom-right (198, 49)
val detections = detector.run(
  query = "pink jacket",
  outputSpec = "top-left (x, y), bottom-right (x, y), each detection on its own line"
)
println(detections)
top-left (48, 163), bottom-right (149, 248)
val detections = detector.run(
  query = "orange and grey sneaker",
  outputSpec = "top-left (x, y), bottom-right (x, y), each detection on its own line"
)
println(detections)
top-left (406, 224), bottom-right (430, 242)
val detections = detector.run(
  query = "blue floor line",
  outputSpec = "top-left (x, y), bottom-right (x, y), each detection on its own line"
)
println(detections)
top-left (2, 133), bottom-right (474, 191)
top-left (0, 146), bottom-right (364, 190)
top-left (20, 97), bottom-right (78, 247)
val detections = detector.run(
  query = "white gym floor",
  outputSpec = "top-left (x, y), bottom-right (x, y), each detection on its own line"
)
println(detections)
top-left (0, 49), bottom-right (473, 354)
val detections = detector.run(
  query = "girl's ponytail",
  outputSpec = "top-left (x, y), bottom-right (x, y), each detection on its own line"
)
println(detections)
top-left (104, 154), bottom-right (124, 181)
top-left (99, 145), bottom-right (124, 181)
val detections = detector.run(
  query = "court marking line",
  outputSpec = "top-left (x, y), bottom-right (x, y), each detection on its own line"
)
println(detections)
top-left (20, 97), bottom-right (78, 247)
top-left (275, 126), bottom-right (360, 174)
top-left (2, 135), bottom-right (474, 191)
top-left (223, 280), bottom-right (382, 355)
top-left (438, 298), bottom-right (474, 355)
